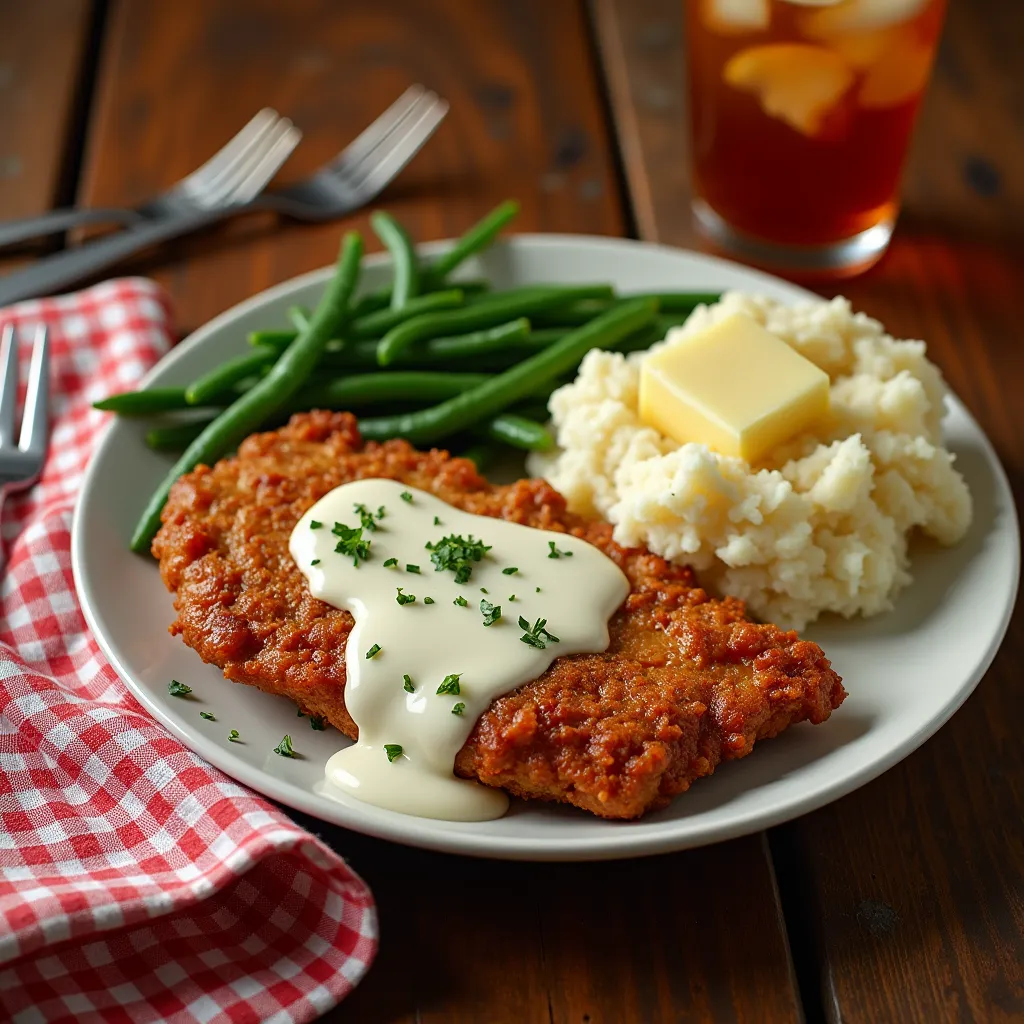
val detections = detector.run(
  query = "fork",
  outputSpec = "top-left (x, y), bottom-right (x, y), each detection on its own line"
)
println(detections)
top-left (0, 324), bottom-right (49, 503)
top-left (0, 86), bottom-right (448, 307)
top-left (0, 109), bottom-right (297, 250)
top-left (0, 114), bottom-right (302, 307)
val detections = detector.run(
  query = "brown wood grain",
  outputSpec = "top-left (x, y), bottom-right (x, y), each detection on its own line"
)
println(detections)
top-left (79, 0), bottom-right (626, 331)
top-left (0, 1), bottom-right (93, 222)
top-left (77, 1), bottom-right (804, 1021)
top-left (303, 826), bottom-right (800, 1024)
top-left (593, 0), bottom-right (1024, 1021)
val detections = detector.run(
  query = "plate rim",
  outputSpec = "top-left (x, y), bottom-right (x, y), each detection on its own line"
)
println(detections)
top-left (71, 233), bottom-right (1021, 860)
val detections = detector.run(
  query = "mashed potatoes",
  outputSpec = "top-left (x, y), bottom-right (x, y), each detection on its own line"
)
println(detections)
top-left (529, 292), bottom-right (972, 630)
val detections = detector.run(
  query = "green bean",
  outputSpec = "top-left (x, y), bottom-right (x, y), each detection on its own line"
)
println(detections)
top-left (294, 372), bottom-right (492, 410)
top-left (248, 329), bottom-right (300, 349)
top-left (639, 291), bottom-right (720, 312)
top-left (425, 199), bottom-right (520, 282)
top-left (360, 297), bottom-right (657, 445)
top-left (349, 278), bottom-right (489, 321)
top-left (145, 419), bottom-right (212, 451)
top-left (288, 305), bottom-right (311, 332)
top-left (483, 413), bottom-right (553, 452)
top-left (94, 387), bottom-right (191, 415)
top-left (185, 346), bottom-right (277, 406)
top-left (130, 231), bottom-right (364, 554)
top-left (376, 284), bottom-right (614, 366)
top-left (371, 211), bottom-right (419, 310)
top-left (349, 289), bottom-right (463, 339)
top-left (530, 299), bottom-right (612, 327)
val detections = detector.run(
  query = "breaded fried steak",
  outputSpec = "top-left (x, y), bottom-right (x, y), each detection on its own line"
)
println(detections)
top-left (153, 411), bottom-right (845, 819)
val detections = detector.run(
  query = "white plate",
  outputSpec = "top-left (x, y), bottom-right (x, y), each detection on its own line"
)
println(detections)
top-left (72, 236), bottom-right (1020, 861)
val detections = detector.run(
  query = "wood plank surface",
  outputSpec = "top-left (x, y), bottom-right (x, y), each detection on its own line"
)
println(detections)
top-left (79, 0), bottom-right (625, 331)
top-left (593, 1), bottom-right (1024, 1021)
top-left (77, 2), bottom-right (804, 1021)
top-left (0, 1), bottom-right (93, 224)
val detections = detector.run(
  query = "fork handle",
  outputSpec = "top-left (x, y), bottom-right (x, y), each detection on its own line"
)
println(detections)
top-left (0, 210), bottom-right (229, 306)
top-left (0, 207), bottom-right (146, 250)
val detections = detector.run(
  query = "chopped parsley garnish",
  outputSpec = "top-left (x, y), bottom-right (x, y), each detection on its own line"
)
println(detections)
top-left (480, 599), bottom-right (501, 627)
top-left (519, 616), bottom-right (561, 650)
top-left (508, 595), bottom-right (516, 602)
top-left (377, 505), bottom-right (387, 519)
top-left (309, 520), bottom-right (323, 530)
top-left (384, 743), bottom-right (404, 762)
top-left (403, 674), bottom-right (415, 693)
top-left (436, 673), bottom-right (462, 696)
top-left (547, 541), bottom-right (573, 559)
top-left (425, 533), bottom-right (491, 584)
top-left (332, 523), bottom-right (371, 566)
top-left (365, 643), bottom-right (382, 659)
top-left (400, 491), bottom-right (413, 503)
top-left (383, 557), bottom-right (398, 568)
top-left (273, 734), bottom-right (297, 758)
top-left (310, 716), bottom-right (326, 731)
top-left (480, 588), bottom-right (488, 594)
top-left (396, 587), bottom-right (416, 606)
top-left (228, 730), bottom-right (241, 743)
top-left (453, 596), bottom-right (468, 607)
top-left (535, 586), bottom-right (541, 593)
top-left (502, 567), bottom-right (519, 576)
top-left (452, 702), bottom-right (466, 716)
top-left (168, 680), bottom-right (192, 697)
top-left (311, 559), bottom-right (321, 566)
top-left (353, 502), bottom-right (384, 532)
top-left (433, 515), bottom-right (442, 526)
top-left (200, 711), bottom-right (215, 721)
top-left (406, 563), bottom-right (421, 574)
top-left (424, 596), bottom-right (435, 604)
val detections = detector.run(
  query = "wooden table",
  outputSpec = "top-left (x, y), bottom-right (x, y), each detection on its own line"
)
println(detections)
top-left (4, 1), bottom-right (1021, 1020)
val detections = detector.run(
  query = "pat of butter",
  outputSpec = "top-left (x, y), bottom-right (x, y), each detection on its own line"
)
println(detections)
top-left (638, 313), bottom-right (830, 463)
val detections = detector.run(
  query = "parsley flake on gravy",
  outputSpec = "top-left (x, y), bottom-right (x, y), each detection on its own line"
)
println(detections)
top-left (403, 674), bottom-right (415, 693)
top-left (547, 541), bottom-right (573, 559)
top-left (396, 587), bottom-right (416, 606)
top-left (480, 599), bottom-right (501, 627)
top-left (502, 567), bottom-right (519, 576)
top-left (400, 491), bottom-right (413, 503)
top-left (425, 533), bottom-right (491, 584)
top-left (454, 596), bottom-right (468, 607)
top-left (436, 673), bottom-right (462, 696)
top-left (332, 522), bottom-right (371, 566)
top-left (168, 679), bottom-right (192, 697)
top-left (383, 557), bottom-right (398, 567)
top-left (384, 744), bottom-right (404, 762)
top-left (519, 616), bottom-right (561, 650)
top-left (200, 711), bottom-right (215, 721)
top-left (228, 730), bottom-right (241, 743)
top-left (365, 643), bottom-right (382, 659)
top-left (451, 703), bottom-right (466, 716)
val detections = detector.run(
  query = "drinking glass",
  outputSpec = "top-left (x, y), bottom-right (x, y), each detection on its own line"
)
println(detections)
top-left (686, 0), bottom-right (948, 277)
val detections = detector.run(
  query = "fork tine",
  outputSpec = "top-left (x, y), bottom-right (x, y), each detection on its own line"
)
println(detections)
top-left (329, 85), bottom-right (427, 171)
top-left (182, 108), bottom-right (280, 192)
top-left (0, 324), bottom-right (18, 448)
top-left (228, 122), bottom-right (303, 204)
top-left (18, 325), bottom-right (48, 455)
top-left (348, 96), bottom-right (449, 199)
top-left (190, 111), bottom-right (284, 207)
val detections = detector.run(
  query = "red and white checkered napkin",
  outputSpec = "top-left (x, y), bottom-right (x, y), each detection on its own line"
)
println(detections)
top-left (0, 280), bottom-right (377, 1024)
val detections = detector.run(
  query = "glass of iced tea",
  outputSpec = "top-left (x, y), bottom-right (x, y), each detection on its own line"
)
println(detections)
top-left (686, 0), bottom-right (947, 276)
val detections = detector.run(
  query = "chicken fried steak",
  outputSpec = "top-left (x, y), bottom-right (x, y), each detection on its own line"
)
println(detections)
top-left (153, 411), bottom-right (845, 819)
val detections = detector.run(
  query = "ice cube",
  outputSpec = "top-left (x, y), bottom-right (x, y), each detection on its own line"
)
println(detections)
top-left (723, 43), bottom-right (855, 136)
top-left (703, 0), bottom-right (770, 34)
top-left (800, 0), bottom-right (930, 36)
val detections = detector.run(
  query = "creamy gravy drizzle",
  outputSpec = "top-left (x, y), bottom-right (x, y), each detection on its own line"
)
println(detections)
top-left (290, 479), bottom-right (629, 821)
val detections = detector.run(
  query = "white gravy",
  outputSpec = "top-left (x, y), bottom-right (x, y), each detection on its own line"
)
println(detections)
top-left (290, 479), bottom-right (629, 821)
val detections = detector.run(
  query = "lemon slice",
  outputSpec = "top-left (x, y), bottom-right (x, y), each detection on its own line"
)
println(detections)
top-left (702, 0), bottom-right (770, 34)
top-left (858, 37), bottom-right (933, 106)
top-left (724, 43), bottom-right (855, 136)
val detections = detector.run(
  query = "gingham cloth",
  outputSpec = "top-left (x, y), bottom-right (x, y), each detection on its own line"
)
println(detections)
top-left (0, 280), bottom-right (377, 1024)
